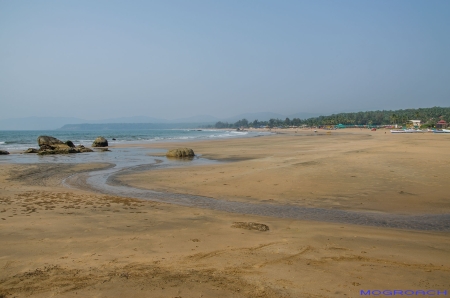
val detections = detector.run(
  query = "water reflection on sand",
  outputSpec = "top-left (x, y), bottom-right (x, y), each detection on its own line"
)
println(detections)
top-left (3, 147), bottom-right (449, 231)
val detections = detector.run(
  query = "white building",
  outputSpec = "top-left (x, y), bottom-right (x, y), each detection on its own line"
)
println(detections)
top-left (408, 120), bottom-right (421, 127)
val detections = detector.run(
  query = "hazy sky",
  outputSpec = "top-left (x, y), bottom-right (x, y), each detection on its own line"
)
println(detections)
top-left (1, 0), bottom-right (449, 120)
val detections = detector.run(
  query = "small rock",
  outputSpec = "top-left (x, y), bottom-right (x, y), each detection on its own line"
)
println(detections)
top-left (65, 140), bottom-right (75, 148)
top-left (24, 148), bottom-right (39, 153)
top-left (0, 150), bottom-right (10, 155)
top-left (231, 222), bottom-right (270, 231)
top-left (76, 145), bottom-right (94, 153)
top-left (92, 136), bottom-right (108, 147)
top-left (166, 148), bottom-right (195, 158)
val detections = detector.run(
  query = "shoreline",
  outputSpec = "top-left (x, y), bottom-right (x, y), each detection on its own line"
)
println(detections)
top-left (1, 129), bottom-right (449, 297)
top-left (0, 128), bottom-right (275, 154)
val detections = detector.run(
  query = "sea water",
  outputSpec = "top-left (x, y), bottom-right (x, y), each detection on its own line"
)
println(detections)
top-left (0, 129), bottom-right (271, 152)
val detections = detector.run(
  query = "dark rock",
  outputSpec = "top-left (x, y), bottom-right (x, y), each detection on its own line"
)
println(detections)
top-left (37, 136), bottom-right (64, 147)
top-left (24, 148), bottom-right (39, 153)
top-left (65, 140), bottom-right (75, 148)
top-left (0, 150), bottom-right (10, 155)
top-left (231, 222), bottom-right (270, 231)
top-left (92, 136), bottom-right (108, 147)
top-left (166, 148), bottom-right (195, 158)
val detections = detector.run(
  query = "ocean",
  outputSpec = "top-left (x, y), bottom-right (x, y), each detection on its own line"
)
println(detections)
top-left (0, 129), bottom-right (272, 152)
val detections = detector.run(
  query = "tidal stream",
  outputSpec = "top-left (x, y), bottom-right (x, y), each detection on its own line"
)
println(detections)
top-left (63, 148), bottom-right (450, 231)
top-left (3, 147), bottom-right (449, 231)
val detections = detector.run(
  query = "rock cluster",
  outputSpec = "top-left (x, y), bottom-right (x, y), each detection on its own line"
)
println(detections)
top-left (166, 148), bottom-right (195, 158)
top-left (0, 150), bottom-right (10, 155)
top-left (92, 137), bottom-right (108, 147)
top-left (24, 135), bottom-right (95, 155)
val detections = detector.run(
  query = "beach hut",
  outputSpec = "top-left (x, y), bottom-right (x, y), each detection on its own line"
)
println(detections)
top-left (408, 120), bottom-right (421, 128)
top-left (336, 124), bottom-right (346, 129)
top-left (436, 120), bottom-right (448, 129)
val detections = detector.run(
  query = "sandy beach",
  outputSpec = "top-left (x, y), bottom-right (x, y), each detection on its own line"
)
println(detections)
top-left (1, 129), bottom-right (449, 297)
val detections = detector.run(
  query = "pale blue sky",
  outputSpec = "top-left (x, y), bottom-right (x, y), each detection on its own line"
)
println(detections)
top-left (1, 0), bottom-right (449, 120)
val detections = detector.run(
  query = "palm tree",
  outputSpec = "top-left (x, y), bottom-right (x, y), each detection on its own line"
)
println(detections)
top-left (401, 115), bottom-right (408, 127)
top-left (390, 114), bottom-right (397, 125)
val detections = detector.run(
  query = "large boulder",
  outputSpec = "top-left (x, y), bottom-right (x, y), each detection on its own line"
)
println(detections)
top-left (0, 150), bottom-right (10, 155)
top-left (166, 148), bottom-right (195, 158)
top-left (92, 136), bottom-right (108, 147)
top-left (37, 136), bottom-right (64, 147)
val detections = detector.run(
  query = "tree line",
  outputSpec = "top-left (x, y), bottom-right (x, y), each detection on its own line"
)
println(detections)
top-left (209, 107), bottom-right (450, 129)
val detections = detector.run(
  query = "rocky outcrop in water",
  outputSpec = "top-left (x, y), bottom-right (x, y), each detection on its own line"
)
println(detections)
top-left (0, 150), bottom-right (10, 155)
top-left (36, 136), bottom-right (71, 155)
top-left (29, 135), bottom-right (95, 155)
top-left (92, 136), bottom-right (108, 147)
top-left (166, 148), bottom-right (195, 158)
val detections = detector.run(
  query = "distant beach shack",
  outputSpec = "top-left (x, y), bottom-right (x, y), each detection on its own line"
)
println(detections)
top-left (336, 124), bottom-right (346, 129)
top-left (408, 120), bottom-right (421, 127)
top-left (436, 120), bottom-right (448, 129)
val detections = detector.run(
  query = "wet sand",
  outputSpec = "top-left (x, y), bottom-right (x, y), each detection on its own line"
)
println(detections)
top-left (0, 129), bottom-right (449, 297)
top-left (121, 129), bottom-right (450, 214)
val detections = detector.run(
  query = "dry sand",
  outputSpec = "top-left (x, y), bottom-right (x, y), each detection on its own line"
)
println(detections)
top-left (0, 129), bottom-right (449, 297)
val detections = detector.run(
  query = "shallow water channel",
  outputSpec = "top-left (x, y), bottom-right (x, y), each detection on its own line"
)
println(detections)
top-left (3, 147), bottom-right (450, 231)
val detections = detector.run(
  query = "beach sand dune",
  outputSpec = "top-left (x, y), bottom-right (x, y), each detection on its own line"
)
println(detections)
top-left (0, 130), bottom-right (449, 297)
